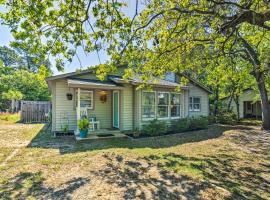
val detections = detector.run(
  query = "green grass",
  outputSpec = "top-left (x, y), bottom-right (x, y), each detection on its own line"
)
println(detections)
top-left (0, 114), bottom-right (269, 199)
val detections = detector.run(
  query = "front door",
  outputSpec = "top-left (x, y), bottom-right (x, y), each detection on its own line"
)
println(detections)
top-left (113, 91), bottom-right (119, 128)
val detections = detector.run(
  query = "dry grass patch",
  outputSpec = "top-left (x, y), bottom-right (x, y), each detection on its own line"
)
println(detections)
top-left (0, 116), bottom-right (269, 199)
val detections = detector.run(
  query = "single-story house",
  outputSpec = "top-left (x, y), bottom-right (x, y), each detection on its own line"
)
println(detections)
top-left (46, 69), bottom-right (212, 133)
top-left (222, 88), bottom-right (262, 119)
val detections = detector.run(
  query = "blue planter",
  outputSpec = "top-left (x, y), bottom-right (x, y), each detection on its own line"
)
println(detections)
top-left (79, 129), bottom-right (88, 138)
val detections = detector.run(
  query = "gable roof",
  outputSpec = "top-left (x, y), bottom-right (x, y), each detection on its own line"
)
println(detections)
top-left (46, 70), bottom-right (212, 93)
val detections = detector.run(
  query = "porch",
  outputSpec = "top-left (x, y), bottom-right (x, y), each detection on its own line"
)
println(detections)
top-left (243, 101), bottom-right (262, 119)
top-left (67, 78), bottom-right (123, 135)
top-left (75, 129), bottom-right (129, 141)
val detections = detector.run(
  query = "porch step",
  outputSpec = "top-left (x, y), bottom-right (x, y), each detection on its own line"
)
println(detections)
top-left (75, 129), bottom-right (128, 141)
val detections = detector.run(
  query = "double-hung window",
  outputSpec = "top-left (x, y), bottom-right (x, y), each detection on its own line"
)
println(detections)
top-left (189, 97), bottom-right (201, 112)
top-left (171, 93), bottom-right (181, 118)
top-left (157, 92), bottom-right (169, 118)
top-left (76, 90), bottom-right (93, 109)
top-left (142, 92), bottom-right (155, 120)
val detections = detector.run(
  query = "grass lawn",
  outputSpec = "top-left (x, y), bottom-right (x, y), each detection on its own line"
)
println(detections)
top-left (0, 117), bottom-right (269, 199)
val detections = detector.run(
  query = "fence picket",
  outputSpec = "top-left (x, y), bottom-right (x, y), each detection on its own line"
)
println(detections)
top-left (21, 101), bottom-right (51, 123)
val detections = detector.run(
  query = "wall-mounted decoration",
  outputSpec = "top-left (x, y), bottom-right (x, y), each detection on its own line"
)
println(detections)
top-left (99, 91), bottom-right (107, 103)
top-left (66, 93), bottom-right (73, 100)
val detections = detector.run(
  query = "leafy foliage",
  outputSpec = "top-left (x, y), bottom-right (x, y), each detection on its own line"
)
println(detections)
top-left (78, 118), bottom-right (90, 131)
top-left (142, 119), bottom-right (167, 136)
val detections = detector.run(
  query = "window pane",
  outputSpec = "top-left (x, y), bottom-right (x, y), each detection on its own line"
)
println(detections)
top-left (189, 104), bottom-right (193, 111)
top-left (158, 93), bottom-right (169, 105)
top-left (171, 105), bottom-right (180, 117)
top-left (80, 91), bottom-right (92, 100)
top-left (193, 97), bottom-right (200, 104)
top-left (142, 106), bottom-right (155, 118)
top-left (157, 106), bottom-right (168, 118)
top-left (171, 93), bottom-right (180, 105)
top-left (81, 100), bottom-right (92, 108)
top-left (142, 92), bottom-right (155, 106)
top-left (194, 103), bottom-right (200, 111)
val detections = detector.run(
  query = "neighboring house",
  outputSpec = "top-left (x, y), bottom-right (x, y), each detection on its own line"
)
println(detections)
top-left (222, 89), bottom-right (262, 119)
top-left (46, 69), bottom-right (211, 133)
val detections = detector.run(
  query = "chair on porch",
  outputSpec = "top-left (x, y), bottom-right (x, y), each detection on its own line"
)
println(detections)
top-left (79, 108), bottom-right (100, 132)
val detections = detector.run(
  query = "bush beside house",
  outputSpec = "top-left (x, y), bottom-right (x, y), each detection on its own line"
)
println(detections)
top-left (140, 116), bottom-right (208, 137)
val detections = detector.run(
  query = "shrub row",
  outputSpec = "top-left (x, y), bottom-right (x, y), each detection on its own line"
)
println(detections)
top-left (141, 116), bottom-right (208, 137)
top-left (208, 111), bottom-right (238, 125)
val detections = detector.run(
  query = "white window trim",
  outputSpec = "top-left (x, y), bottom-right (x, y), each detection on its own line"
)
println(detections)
top-left (142, 91), bottom-right (156, 121)
top-left (189, 96), bottom-right (201, 112)
top-left (76, 89), bottom-right (94, 110)
top-left (157, 92), bottom-right (170, 119)
top-left (170, 92), bottom-right (182, 119)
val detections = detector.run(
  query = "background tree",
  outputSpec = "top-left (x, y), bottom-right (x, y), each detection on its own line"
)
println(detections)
top-left (1, 0), bottom-right (270, 128)
top-left (2, 89), bottom-right (23, 113)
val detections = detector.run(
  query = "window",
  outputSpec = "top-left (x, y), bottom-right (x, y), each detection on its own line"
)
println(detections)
top-left (76, 90), bottom-right (93, 109)
top-left (189, 97), bottom-right (201, 112)
top-left (157, 92), bottom-right (169, 118)
top-left (142, 92), bottom-right (155, 120)
top-left (171, 93), bottom-right (181, 118)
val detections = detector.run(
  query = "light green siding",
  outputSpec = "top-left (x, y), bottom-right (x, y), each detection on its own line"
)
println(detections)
top-left (120, 84), bottom-right (133, 130)
top-left (52, 79), bottom-right (113, 131)
top-left (54, 80), bottom-right (77, 131)
top-left (90, 90), bottom-right (112, 129)
top-left (188, 83), bottom-right (209, 117)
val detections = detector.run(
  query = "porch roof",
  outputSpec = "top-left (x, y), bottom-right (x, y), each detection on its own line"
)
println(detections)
top-left (67, 78), bottom-right (124, 90)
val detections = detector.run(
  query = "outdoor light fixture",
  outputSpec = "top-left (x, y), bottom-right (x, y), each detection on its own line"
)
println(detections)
top-left (99, 91), bottom-right (107, 103)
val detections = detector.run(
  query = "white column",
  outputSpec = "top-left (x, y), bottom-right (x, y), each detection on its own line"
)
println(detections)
top-left (76, 88), bottom-right (81, 134)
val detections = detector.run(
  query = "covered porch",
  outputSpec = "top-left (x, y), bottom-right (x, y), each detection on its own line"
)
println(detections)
top-left (67, 78), bottom-right (123, 135)
top-left (243, 101), bottom-right (262, 119)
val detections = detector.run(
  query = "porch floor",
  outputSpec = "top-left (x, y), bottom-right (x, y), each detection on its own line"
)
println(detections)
top-left (75, 129), bottom-right (129, 141)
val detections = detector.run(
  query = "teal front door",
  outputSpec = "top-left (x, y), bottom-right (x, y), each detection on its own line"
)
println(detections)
top-left (113, 91), bottom-right (119, 128)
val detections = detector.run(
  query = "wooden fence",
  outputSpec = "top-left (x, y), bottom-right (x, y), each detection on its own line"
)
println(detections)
top-left (21, 101), bottom-right (51, 123)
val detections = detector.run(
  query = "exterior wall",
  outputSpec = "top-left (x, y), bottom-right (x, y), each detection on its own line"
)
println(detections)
top-left (90, 90), bottom-right (112, 129)
top-left (223, 90), bottom-right (260, 118)
top-left (188, 83), bottom-right (209, 117)
top-left (120, 84), bottom-right (133, 131)
top-left (52, 79), bottom-right (113, 131)
top-left (133, 87), bottom-right (191, 130)
top-left (54, 80), bottom-right (77, 131)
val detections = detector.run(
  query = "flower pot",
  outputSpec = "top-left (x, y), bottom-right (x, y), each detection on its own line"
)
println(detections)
top-left (79, 129), bottom-right (88, 138)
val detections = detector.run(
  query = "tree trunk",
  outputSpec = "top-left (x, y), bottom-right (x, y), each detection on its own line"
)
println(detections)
top-left (214, 86), bottom-right (219, 116)
top-left (11, 99), bottom-right (15, 113)
top-left (256, 74), bottom-right (270, 129)
top-left (227, 94), bottom-right (233, 111)
top-left (234, 96), bottom-right (240, 120)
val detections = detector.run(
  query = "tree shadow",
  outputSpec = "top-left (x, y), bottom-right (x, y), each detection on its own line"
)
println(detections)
top-left (89, 153), bottom-right (215, 200)
top-left (0, 172), bottom-right (90, 199)
top-left (27, 124), bottom-right (256, 154)
top-left (142, 153), bottom-right (270, 200)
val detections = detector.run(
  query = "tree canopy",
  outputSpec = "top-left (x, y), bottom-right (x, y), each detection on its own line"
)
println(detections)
top-left (1, 0), bottom-right (270, 128)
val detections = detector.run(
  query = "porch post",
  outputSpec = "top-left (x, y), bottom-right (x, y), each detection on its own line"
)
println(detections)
top-left (76, 88), bottom-right (81, 134)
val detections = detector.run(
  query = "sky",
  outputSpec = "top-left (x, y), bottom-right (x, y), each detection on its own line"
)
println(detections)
top-left (0, 0), bottom-right (140, 75)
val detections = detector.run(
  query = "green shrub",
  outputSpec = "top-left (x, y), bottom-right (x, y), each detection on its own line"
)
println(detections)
top-left (208, 115), bottom-right (217, 124)
top-left (142, 119), bottom-right (167, 136)
top-left (78, 118), bottom-right (89, 131)
top-left (217, 111), bottom-right (237, 125)
top-left (171, 118), bottom-right (190, 132)
top-left (189, 116), bottom-right (208, 130)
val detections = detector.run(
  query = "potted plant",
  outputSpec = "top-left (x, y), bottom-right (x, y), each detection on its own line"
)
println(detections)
top-left (78, 118), bottom-right (90, 138)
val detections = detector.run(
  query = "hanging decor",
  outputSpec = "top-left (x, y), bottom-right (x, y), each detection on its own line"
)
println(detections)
top-left (66, 93), bottom-right (73, 100)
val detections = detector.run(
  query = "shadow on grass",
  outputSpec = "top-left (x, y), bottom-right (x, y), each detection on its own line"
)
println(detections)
top-left (27, 124), bottom-right (257, 154)
top-left (0, 172), bottom-right (89, 199)
top-left (142, 153), bottom-right (270, 200)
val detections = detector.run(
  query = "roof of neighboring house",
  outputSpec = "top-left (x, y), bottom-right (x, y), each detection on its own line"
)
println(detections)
top-left (46, 69), bottom-right (212, 93)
